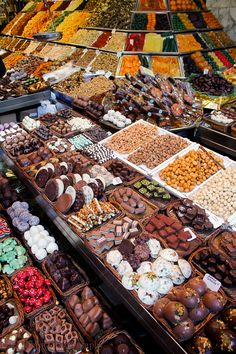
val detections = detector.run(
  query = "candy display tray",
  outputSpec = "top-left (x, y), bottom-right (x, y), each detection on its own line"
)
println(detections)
top-left (100, 119), bottom-right (194, 176)
top-left (151, 143), bottom-right (232, 199)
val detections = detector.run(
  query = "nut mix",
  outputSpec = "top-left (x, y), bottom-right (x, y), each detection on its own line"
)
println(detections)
top-left (128, 135), bottom-right (189, 169)
top-left (159, 149), bottom-right (223, 192)
top-left (105, 123), bottom-right (158, 154)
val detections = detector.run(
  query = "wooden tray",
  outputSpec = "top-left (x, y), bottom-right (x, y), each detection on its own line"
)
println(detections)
top-left (0, 237), bottom-right (32, 277)
top-left (23, 157), bottom-right (60, 180)
top-left (65, 287), bottom-right (115, 342)
top-left (0, 275), bottom-right (12, 306)
top-left (109, 188), bottom-right (157, 221)
top-left (203, 115), bottom-right (233, 133)
top-left (95, 329), bottom-right (144, 354)
top-left (103, 236), bottom-right (170, 310)
top-left (142, 210), bottom-right (202, 258)
top-left (166, 200), bottom-right (216, 239)
top-left (132, 177), bottom-right (177, 210)
top-left (208, 229), bottom-right (236, 261)
top-left (42, 254), bottom-right (89, 298)
top-left (32, 305), bottom-right (85, 354)
top-left (0, 298), bottom-right (24, 338)
top-left (152, 274), bottom-right (228, 342)
top-left (84, 214), bottom-right (143, 259)
top-left (12, 266), bottom-right (57, 319)
top-left (189, 247), bottom-right (236, 301)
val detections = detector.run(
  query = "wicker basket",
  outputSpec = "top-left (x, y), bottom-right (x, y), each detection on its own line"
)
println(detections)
top-left (0, 298), bottom-right (24, 338)
top-left (0, 275), bottom-right (13, 306)
top-left (189, 246), bottom-right (236, 301)
top-left (0, 237), bottom-right (32, 277)
top-left (83, 214), bottom-right (143, 259)
top-left (103, 236), bottom-right (169, 310)
top-left (65, 287), bottom-right (115, 342)
top-left (11, 266), bottom-right (57, 319)
top-left (152, 274), bottom-right (228, 342)
top-left (95, 329), bottom-right (144, 354)
top-left (109, 189), bottom-right (158, 221)
top-left (165, 200), bottom-right (215, 239)
top-left (42, 254), bottom-right (89, 298)
top-left (32, 305), bottom-right (85, 354)
top-left (142, 210), bottom-right (203, 258)
top-left (131, 177), bottom-right (177, 210)
top-left (23, 156), bottom-right (60, 180)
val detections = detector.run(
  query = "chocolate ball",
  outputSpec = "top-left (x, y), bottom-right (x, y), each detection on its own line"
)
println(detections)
top-left (191, 336), bottom-right (213, 354)
top-left (203, 291), bottom-right (225, 313)
top-left (215, 329), bottom-right (236, 353)
top-left (222, 308), bottom-right (236, 331)
top-left (187, 277), bottom-right (207, 296)
top-left (205, 319), bottom-right (227, 339)
top-left (101, 343), bottom-right (113, 354)
top-left (178, 288), bottom-right (200, 309)
top-left (153, 298), bottom-right (170, 318)
top-left (163, 301), bottom-right (188, 325)
top-left (173, 319), bottom-right (195, 341)
top-left (189, 302), bottom-right (209, 323)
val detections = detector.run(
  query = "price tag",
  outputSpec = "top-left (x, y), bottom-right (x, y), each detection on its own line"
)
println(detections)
top-left (112, 29), bottom-right (116, 34)
top-left (85, 66), bottom-right (92, 73)
top-left (203, 274), bottom-right (221, 292)
top-left (208, 213), bottom-right (224, 229)
top-left (96, 49), bottom-right (100, 55)
top-left (112, 177), bottom-right (123, 185)
top-left (105, 71), bottom-right (112, 78)
top-left (83, 48), bottom-right (88, 54)
top-left (203, 69), bottom-right (209, 75)
top-left (130, 39), bottom-right (134, 46)
top-left (184, 227), bottom-right (196, 242)
top-left (117, 52), bottom-right (122, 58)
top-left (96, 70), bottom-right (105, 75)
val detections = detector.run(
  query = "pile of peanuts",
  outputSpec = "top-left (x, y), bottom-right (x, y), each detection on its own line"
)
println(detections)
top-left (192, 165), bottom-right (236, 220)
top-left (77, 76), bottom-right (114, 99)
top-left (159, 149), bottom-right (223, 192)
top-left (105, 123), bottom-right (158, 154)
top-left (128, 135), bottom-right (189, 169)
top-left (0, 278), bottom-right (10, 301)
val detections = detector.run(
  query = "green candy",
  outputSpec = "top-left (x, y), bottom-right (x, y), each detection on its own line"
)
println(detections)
top-left (133, 181), bottom-right (142, 189)
top-left (15, 245), bottom-right (26, 256)
top-left (3, 264), bottom-right (14, 275)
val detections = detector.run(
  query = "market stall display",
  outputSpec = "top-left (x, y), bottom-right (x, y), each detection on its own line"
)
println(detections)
top-left (0, 1), bottom-right (236, 353)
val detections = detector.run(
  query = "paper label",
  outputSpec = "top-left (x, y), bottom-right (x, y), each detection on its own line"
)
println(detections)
top-left (83, 48), bottom-right (88, 54)
top-left (208, 213), bottom-right (223, 229)
top-left (117, 52), bottom-right (122, 58)
top-left (96, 49), bottom-right (100, 55)
top-left (112, 177), bottom-right (123, 185)
top-left (105, 71), bottom-right (112, 78)
top-left (184, 227), bottom-right (196, 242)
top-left (203, 274), bottom-right (221, 292)
top-left (203, 69), bottom-right (209, 75)
top-left (85, 66), bottom-right (92, 73)
top-left (96, 70), bottom-right (105, 75)
top-left (112, 29), bottom-right (116, 34)
top-left (130, 39), bottom-right (134, 46)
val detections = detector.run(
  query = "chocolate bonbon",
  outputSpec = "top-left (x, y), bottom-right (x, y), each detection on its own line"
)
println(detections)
top-left (0, 326), bottom-right (38, 353)
top-left (68, 286), bottom-right (112, 339)
top-left (34, 306), bottom-right (83, 352)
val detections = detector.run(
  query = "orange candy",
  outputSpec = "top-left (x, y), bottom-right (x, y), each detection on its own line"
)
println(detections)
top-left (119, 55), bottom-right (141, 76)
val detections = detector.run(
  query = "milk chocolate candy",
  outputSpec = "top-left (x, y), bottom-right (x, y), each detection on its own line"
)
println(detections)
top-left (81, 286), bottom-right (94, 300)
top-left (85, 322), bottom-right (100, 337)
top-left (79, 313), bottom-right (90, 327)
top-left (88, 305), bottom-right (103, 323)
top-left (24, 341), bottom-right (35, 354)
top-left (82, 299), bottom-right (94, 313)
top-left (56, 342), bottom-right (64, 353)
top-left (45, 333), bottom-right (54, 344)
top-left (69, 294), bottom-right (80, 310)
top-left (67, 338), bottom-right (77, 350)
top-left (74, 303), bottom-right (83, 318)
top-left (48, 342), bottom-right (56, 352)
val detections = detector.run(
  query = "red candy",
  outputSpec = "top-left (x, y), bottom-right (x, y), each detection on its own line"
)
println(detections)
top-left (12, 266), bottom-right (52, 314)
